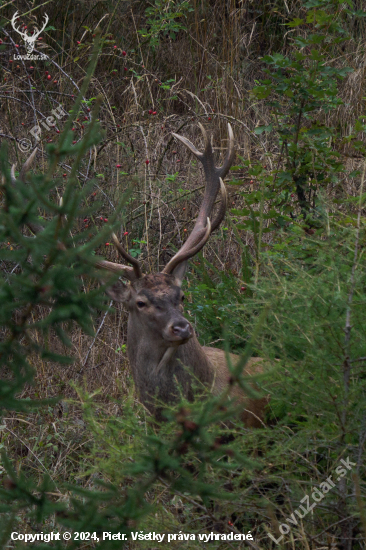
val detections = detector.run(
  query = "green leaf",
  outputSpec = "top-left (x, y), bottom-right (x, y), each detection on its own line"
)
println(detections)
top-left (286, 18), bottom-right (304, 27)
top-left (254, 124), bottom-right (273, 135)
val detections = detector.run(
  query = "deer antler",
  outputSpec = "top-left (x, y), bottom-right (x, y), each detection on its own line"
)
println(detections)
top-left (162, 123), bottom-right (234, 275)
top-left (32, 14), bottom-right (49, 40)
top-left (11, 12), bottom-right (28, 40)
top-left (95, 232), bottom-right (142, 281)
top-left (10, 149), bottom-right (139, 280)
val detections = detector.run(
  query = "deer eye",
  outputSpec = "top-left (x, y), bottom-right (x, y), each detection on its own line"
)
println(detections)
top-left (181, 295), bottom-right (185, 302)
top-left (136, 301), bottom-right (146, 308)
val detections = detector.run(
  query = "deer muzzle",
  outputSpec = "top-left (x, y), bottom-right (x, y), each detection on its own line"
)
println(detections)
top-left (164, 318), bottom-right (193, 345)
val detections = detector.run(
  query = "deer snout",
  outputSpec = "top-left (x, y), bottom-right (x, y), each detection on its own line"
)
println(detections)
top-left (166, 320), bottom-right (193, 343)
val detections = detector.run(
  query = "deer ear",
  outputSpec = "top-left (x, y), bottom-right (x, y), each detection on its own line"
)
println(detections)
top-left (106, 280), bottom-right (133, 303)
top-left (172, 260), bottom-right (188, 287)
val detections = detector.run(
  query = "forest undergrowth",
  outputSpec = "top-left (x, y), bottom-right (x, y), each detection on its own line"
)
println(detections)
top-left (0, 0), bottom-right (365, 548)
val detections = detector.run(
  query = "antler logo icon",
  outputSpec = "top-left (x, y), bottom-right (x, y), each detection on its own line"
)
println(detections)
top-left (11, 11), bottom-right (49, 54)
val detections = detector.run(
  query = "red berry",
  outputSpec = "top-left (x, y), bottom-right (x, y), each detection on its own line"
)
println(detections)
top-left (152, 111), bottom-right (157, 115)
top-left (241, 286), bottom-right (246, 291)
top-left (122, 50), bottom-right (126, 56)
top-left (208, 116), bottom-right (211, 120)
top-left (148, 109), bottom-right (153, 115)
top-left (47, 75), bottom-right (51, 80)
top-left (72, 127), bottom-right (75, 131)
top-left (9, 60), bottom-right (13, 63)
top-left (104, 218), bottom-right (108, 222)
top-left (53, 80), bottom-right (58, 84)
top-left (21, 122), bottom-right (24, 126)
top-left (84, 219), bottom-right (88, 222)
top-left (72, 140), bottom-right (76, 144)
top-left (183, 207), bottom-right (186, 211)
top-left (84, 116), bottom-right (88, 120)
top-left (145, 159), bottom-right (150, 165)
top-left (123, 231), bottom-right (129, 236)
top-left (184, 228), bottom-right (187, 232)
top-left (105, 242), bottom-right (110, 246)
top-left (161, 126), bottom-right (164, 129)
top-left (124, 67), bottom-right (128, 71)
top-left (38, 37), bottom-right (43, 40)
top-left (15, 44), bottom-right (19, 48)
top-left (63, 173), bottom-right (67, 177)
top-left (116, 164), bottom-right (122, 168)
top-left (77, 41), bottom-right (80, 45)
top-left (87, 107), bottom-right (90, 112)
top-left (113, 45), bottom-right (117, 49)
top-left (56, 130), bottom-right (60, 133)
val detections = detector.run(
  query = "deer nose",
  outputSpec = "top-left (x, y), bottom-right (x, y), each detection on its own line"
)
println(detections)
top-left (170, 321), bottom-right (192, 340)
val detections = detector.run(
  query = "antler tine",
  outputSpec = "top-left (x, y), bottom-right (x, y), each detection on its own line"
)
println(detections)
top-left (171, 132), bottom-right (203, 160)
top-left (217, 123), bottom-right (235, 179)
top-left (95, 232), bottom-right (143, 281)
top-left (163, 124), bottom-right (234, 274)
top-left (111, 232), bottom-right (142, 279)
top-left (34, 13), bottom-right (49, 37)
top-left (162, 218), bottom-right (211, 274)
top-left (95, 259), bottom-right (138, 282)
top-left (19, 148), bottom-right (38, 181)
top-left (11, 148), bottom-right (38, 185)
top-left (10, 164), bottom-right (16, 185)
top-left (11, 12), bottom-right (25, 38)
top-left (210, 178), bottom-right (227, 233)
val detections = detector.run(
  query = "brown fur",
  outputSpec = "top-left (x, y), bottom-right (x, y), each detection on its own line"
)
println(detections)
top-left (107, 273), bottom-right (268, 425)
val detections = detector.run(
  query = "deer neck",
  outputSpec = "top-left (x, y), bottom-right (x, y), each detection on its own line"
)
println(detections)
top-left (126, 324), bottom-right (214, 413)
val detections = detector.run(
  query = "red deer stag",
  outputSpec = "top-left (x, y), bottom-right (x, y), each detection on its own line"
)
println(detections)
top-left (97, 123), bottom-right (268, 425)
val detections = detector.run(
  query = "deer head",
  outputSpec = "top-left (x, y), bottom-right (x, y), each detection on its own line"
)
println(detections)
top-left (97, 124), bottom-right (235, 369)
top-left (11, 12), bottom-right (49, 54)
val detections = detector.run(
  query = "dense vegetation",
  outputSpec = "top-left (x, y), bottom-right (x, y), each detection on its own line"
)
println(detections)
top-left (0, 0), bottom-right (365, 548)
